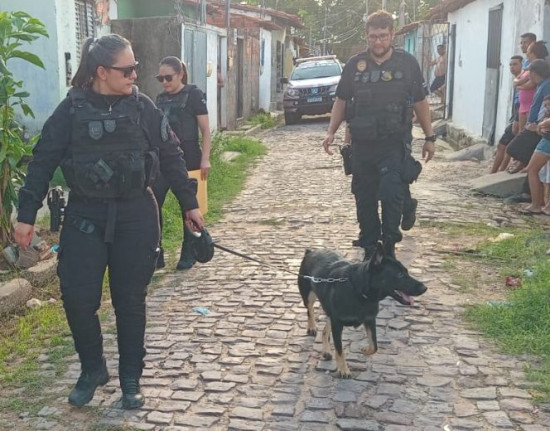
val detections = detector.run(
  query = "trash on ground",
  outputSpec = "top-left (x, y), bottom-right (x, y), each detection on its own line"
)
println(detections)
top-left (488, 233), bottom-right (514, 243)
top-left (192, 307), bottom-right (210, 315)
top-left (487, 301), bottom-right (512, 306)
top-left (505, 276), bottom-right (522, 289)
top-left (523, 269), bottom-right (535, 277)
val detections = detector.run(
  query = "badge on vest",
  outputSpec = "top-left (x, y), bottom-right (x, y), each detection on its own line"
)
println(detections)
top-left (103, 120), bottom-right (116, 133)
top-left (89, 121), bottom-right (103, 140)
top-left (381, 71), bottom-right (393, 82)
top-left (356, 60), bottom-right (367, 72)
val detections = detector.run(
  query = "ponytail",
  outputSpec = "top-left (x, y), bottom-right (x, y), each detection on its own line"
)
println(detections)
top-left (71, 34), bottom-right (132, 88)
top-left (71, 38), bottom-right (95, 88)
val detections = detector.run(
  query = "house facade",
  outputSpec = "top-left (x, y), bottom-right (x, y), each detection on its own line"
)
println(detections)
top-left (429, 0), bottom-right (550, 145)
top-left (0, 0), bottom-right (115, 133)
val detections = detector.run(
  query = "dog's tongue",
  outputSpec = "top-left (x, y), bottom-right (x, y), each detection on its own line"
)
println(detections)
top-left (402, 293), bottom-right (413, 305)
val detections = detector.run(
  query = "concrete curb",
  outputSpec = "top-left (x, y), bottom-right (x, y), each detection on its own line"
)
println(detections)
top-left (0, 278), bottom-right (33, 317)
top-left (0, 257), bottom-right (58, 317)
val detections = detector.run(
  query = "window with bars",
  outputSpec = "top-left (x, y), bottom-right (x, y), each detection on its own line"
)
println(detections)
top-left (75, 0), bottom-right (96, 61)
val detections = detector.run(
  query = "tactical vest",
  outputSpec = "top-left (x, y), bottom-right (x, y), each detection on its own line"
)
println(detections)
top-left (156, 85), bottom-right (199, 143)
top-left (61, 86), bottom-right (151, 200)
top-left (348, 49), bottom-right (413, 143)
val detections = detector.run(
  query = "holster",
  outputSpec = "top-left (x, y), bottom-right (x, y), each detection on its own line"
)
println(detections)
top-left (340, 144), bottom-right (352, 176)
top-left (401, 155), bottom-right (422, 184)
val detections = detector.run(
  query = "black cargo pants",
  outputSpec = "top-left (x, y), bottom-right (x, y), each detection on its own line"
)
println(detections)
top-left (351, 145), bottom-right (407, 248)
top-left (57, 189), bottom-right (160, 377)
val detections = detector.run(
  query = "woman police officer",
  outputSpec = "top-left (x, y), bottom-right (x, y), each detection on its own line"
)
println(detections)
top-left (14, 34), bottom-right (204, 409)
top-left (153, 56), bottom-right (212, 270)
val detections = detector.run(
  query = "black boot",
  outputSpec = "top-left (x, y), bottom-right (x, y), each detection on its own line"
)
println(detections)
top-left (155, 247), bottom-right (165, 269)
top-left (401, 198), bottom-right (418, 231)
top-left (68, 358), bottom-right (109, 407)
top-left (120, 376), bottom-right (145, 409)
top-left (176, 233), bottom-right (196, 271)
top-left (383, 241), bottom-right (396, 259)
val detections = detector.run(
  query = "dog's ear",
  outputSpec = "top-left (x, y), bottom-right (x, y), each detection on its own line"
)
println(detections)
top-left (368, 242), bottom-right (384, 269)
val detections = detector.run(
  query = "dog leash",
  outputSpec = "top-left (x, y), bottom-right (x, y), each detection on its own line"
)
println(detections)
top-left (212, 242), bottom-right (348, 284)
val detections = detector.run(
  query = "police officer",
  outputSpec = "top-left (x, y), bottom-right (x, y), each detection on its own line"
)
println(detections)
top-left (323, 10), bottom-right (436, 259)
top-left (153, 56), bottom-right (212, 270)
top-left (14, 34), bottom-right (204, 409)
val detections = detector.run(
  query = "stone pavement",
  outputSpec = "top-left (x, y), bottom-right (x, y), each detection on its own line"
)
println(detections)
top-left (5, 118), bottom-right (550, 430)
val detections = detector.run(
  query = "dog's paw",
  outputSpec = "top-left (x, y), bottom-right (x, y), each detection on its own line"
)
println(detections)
top-left (361, 346), bottom-right (377, 356)
top-left (336, 370), bottom-right (352, 379)
top-left (307, 328), bottom-right (317, 336)
top-left (322, 352), bottom-right (332, 360)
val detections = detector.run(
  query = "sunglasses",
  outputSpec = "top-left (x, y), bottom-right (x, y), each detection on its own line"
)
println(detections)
top-left (155, 73), bottom-right (177, 83)
top-left (105, 62), bottom-right (139, 78)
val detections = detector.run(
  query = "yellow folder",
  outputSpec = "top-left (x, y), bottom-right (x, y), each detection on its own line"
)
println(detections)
top-left (187, 169), bottom-right (208, 215)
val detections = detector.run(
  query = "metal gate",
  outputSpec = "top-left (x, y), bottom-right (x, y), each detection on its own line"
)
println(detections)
top-left (482, 4), bottom-right (503, 144)
top-left (419, 21), bottom-right (449, 120)
top-left (183, 27), bottom-right (208, 97)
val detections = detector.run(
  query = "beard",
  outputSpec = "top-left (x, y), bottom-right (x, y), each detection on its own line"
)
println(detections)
top-left (370, 45), bottom-right (392, 59)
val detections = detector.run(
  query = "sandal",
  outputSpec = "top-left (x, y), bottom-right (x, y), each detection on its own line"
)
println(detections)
top-left (519, 208), bottom-right (542, 215)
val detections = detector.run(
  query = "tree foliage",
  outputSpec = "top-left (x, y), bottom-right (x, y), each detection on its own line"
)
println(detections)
top-left (244, 0), bottom-right (442, 60)
top-left (0, 11), bottom-right (48, 246)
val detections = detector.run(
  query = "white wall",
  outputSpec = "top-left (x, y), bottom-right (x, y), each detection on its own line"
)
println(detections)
top-left (1, 0), bottom-right (62, 133)
top-left (206, 30), bottom-right (219, 130)
top-left (448, 0), bottom-right (547, 141)
top-left (259, 28), bottom-right (272, 111)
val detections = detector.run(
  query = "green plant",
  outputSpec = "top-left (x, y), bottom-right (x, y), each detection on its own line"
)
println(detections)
top-left (247, 112), bottom-right (277, 129)
top-left (0, 11), bottom-right (48, 246)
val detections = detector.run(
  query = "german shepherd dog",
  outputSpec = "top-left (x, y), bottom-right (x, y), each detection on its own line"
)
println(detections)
top-left (298, 243), bottom-right (427, 378)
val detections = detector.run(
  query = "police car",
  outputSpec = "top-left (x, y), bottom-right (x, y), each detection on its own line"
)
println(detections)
top-left (282, 55), bottom-right (342, 125)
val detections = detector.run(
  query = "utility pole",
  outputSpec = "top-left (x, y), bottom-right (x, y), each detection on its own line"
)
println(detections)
top-left (200, 0), bottom-right (206, 24)
top-left (323, 5), bottom-right (328, 55)
top-left (399, 0), bottom-right (406, 27)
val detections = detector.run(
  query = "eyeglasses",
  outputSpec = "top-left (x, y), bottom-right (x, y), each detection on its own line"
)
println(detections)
top-left (367, 34), bottom-right (391, 43)
top-left (155, 73), bottom-right (177, 83)
top-left (106, 62), bottom-right (139, 78)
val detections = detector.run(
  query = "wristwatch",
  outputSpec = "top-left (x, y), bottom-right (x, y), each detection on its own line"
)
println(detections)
top-left (424, 135), bottom-right (436, 142)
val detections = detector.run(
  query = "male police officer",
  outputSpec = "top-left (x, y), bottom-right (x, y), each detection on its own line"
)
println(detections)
top-left (322, 10), bottom-right (435, 259)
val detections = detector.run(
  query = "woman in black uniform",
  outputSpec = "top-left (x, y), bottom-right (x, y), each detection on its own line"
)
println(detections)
top-left (14, 34), bottom-right (204, 409)
top-left (153, 56), bottom-right (212, 270)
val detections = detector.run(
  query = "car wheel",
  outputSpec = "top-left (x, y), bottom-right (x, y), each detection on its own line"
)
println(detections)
top-left (284, 111), bottom-right (301, 125)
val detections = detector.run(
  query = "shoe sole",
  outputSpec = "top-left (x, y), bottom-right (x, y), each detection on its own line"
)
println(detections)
top-left (68, 372), bottom-right (109, 407)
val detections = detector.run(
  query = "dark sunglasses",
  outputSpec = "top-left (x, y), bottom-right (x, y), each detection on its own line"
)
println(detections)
top-left (155, 73), bottom-right (177, 83)
top-left (106, 62), bottom-right (139, 78)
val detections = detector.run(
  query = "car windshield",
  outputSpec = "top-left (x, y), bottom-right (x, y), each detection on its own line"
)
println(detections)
top-left (290, 62), bottom-right (341, 80)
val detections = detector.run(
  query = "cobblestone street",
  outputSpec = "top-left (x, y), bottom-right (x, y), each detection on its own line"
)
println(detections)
top-left (4, 119), bottom-right (550, 431)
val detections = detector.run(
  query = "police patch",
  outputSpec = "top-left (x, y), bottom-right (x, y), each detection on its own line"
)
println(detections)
top-left (357, 60), bottom-right (367, 72)
top-left (160, 115), bottom-right (170, 142)
top-left (88, 121), bottom-right (103, 140)
top-left (381, 71), bottom-right (393, 81)
top-left (103, 120), bottom-right (116, 133)
top-left (394, 71), bottom-right (404, 80)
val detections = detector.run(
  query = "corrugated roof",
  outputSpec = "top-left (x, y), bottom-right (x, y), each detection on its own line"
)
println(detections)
top-left (395, 21), bottom-right (421, 36)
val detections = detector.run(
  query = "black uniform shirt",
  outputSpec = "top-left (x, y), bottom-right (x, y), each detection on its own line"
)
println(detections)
top-left (337, 48), bottom-right (426, 104)
top-left (18, 89), bottom-right (199, 225)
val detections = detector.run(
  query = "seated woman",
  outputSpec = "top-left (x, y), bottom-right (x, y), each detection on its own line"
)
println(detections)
top-left (522, 95), bottom-right (550, 215)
